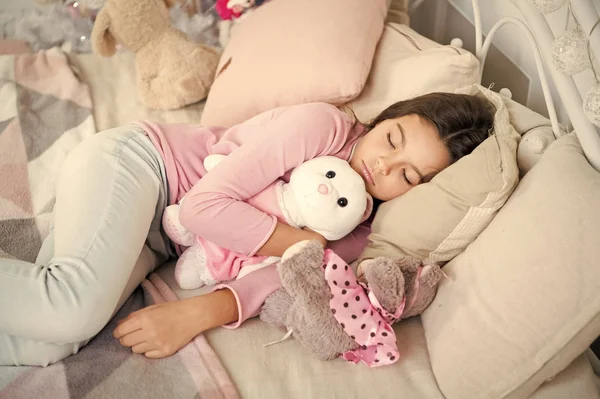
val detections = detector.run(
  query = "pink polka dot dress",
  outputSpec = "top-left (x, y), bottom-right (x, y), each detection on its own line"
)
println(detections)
top-left (323, 250), bottom-right (403, 367)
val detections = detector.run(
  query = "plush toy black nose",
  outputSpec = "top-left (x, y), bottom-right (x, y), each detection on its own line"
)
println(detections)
top-left (326, 171), bottom-right (336, 178)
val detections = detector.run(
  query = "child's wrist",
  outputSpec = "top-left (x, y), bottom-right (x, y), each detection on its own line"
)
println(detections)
top-left (302, 227), bottom-right (327, 247)
top-left (183, 290), bottom-right (239, 332)
top-left (210, 288), bottom-right (240, 327)
top-left (313, 232), bottom-right (327, 248)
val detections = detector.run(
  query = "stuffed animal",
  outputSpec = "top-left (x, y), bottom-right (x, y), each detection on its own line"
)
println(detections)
top-left (215, 0), bottom-right (253, 20)
top-left (260, 240), bottom-right (444, 366)
top-left (91, 0), bottom-right (219, 110)
top-left (162, 155), bottom-right (374, 289)
top-left (216, 0), bottom-right (269, 47)
top-left (164, 0), bottom-right (198, 16)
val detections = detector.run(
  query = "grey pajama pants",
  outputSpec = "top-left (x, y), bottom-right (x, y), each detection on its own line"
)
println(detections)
top-left (0, 126), bottom-right (173, 366)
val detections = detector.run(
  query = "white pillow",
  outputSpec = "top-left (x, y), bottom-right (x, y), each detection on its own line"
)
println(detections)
top-left (348, 23), bottom-right (481, 123)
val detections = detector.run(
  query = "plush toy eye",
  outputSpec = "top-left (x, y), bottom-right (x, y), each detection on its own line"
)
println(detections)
top-left (337, 197), bottom-right (348, 207)
top-left (326, 171), bottom-right (336, 178)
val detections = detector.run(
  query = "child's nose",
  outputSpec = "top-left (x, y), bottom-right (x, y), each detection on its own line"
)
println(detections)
top-left (318, 184), bottom-right (329, 195)
top-left (377, 157), bottom-right (391, 175)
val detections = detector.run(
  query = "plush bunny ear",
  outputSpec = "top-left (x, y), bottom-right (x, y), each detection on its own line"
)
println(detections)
top-left (91, 8), bottom-right (117, 57)
top-left (360, 193), bottom-right (374, 223)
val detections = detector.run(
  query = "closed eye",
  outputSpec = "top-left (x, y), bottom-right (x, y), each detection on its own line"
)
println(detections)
top-left (403, 169), bottom-right (414, 185)
top-left (387, 133), bottom-right (395, 149)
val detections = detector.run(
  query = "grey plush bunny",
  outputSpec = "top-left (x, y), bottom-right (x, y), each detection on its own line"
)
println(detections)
top-left (260, 240), bottom-right (444, 361)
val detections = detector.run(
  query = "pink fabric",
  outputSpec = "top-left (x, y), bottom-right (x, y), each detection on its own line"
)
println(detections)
top-left (405, 267), bottom-right (424, 311)
top-left (323, 250), bottom-right (400, 367)
top-left (215, 0), bottom-right (242, 20)
top-left (138, 102), bottom-right (364, 258)
top-left (213, 264), bottom-right (282, 329)
top-left (200, 0), bottom-right (387, 127)
top-left (199, 180), bottom-right (284, 282)
top-left (196, 236), bottom-right (270, 281)
top-left (327, 217), bottom-right (372, 263)
top-left (244, 180), bottom-right (287, 224)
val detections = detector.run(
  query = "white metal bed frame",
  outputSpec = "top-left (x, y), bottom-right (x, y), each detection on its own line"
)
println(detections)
top-left (509, 0), bottom-right (600, 172)
top-left (415, 0), bottom-right (600, 171)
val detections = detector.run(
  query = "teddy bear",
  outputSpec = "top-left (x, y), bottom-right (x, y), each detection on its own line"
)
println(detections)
top-left (162, 154), bottom-right (374, 289)
top-left (260, 240), bottom-right (444, 367)
top-left (90, 0), bottom-right (219, 110)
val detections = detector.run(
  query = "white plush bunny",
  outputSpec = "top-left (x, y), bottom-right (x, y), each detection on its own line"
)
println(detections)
top-left (162, 155), bottom-right (373, 289)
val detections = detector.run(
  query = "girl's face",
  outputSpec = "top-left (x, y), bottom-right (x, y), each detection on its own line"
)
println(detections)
top-left (350, 114), bottom-right (451, 201)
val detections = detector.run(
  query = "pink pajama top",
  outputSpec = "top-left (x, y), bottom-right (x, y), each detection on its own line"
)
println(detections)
top-left (136, 102), bottom-right (371, 328)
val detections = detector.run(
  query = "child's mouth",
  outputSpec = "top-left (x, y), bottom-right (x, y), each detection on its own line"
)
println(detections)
top-left (362, 160), bottom-right (375, 186)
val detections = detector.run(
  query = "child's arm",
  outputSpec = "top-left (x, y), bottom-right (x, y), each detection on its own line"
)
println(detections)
top-left (114, 226), bottom-right (369, 357)
top-left (256, 222), bottom-right (327, 257)
top-left (113, 268), bottom-right (280, 358)
top-left (113, 289), bottom-right (239, 358)
top-left (212, 264), bottom-right (281, 328)
top-left (179, 103), bottom-right (352, 258)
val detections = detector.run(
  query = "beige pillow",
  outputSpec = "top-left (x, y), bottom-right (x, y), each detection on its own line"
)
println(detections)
top-left (422, 134), bottom-right (600, 399)
top-left (359, 84), bottom-right (520, 263)
top-left (348, 23), bottom-right (480, 124)
top-left (502, 95), bottom-right (565, 176)
top-left (529, 355), bottom-right (600, 399)
top-left (200, 0), bottom-right (388, 127)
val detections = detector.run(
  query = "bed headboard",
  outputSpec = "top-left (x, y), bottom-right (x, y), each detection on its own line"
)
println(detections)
top-left (411, 0), bottom-right (600, 171)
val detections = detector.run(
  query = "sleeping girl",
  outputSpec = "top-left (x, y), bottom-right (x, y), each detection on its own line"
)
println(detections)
top-left (0, 93), bottom-right (494, 366)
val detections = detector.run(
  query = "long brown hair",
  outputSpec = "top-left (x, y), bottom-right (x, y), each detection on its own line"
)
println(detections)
top-left (347, 92), bottom-right (496, 164)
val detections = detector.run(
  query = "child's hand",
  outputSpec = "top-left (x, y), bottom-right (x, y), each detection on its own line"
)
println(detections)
top-left (113, 290), bottom-right (239, 359)
top-left (113, 300), bottom-right (204, 359)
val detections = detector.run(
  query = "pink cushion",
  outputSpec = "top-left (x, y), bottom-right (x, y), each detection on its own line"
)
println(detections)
top-left (200, 0), bottom-right (387, 127)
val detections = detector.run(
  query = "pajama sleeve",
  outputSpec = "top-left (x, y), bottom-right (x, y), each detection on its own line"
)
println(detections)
top-left (327, 221), bottom-right (371, 265)
top-left (212, 264), bottom-right (281, 329)
top-left (179, 103), bottom-right (353, 257)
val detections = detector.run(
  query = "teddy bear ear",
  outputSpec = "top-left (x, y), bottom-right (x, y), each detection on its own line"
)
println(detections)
top-left (91, 8), bottom-right (117, 57)
top-left (360, 193), bottom-right (374, 223)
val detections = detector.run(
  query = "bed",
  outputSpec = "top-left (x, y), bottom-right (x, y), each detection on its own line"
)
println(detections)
top-left (1, 0), bottom-right (600, 398)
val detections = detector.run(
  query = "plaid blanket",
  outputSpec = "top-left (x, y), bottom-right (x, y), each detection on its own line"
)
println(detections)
top-left (0, 46), bottom-right (94, 261)
top-left (0, 45), bottom-right (238, 398)
top-left (0, 274), bottom-right (239, 399)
